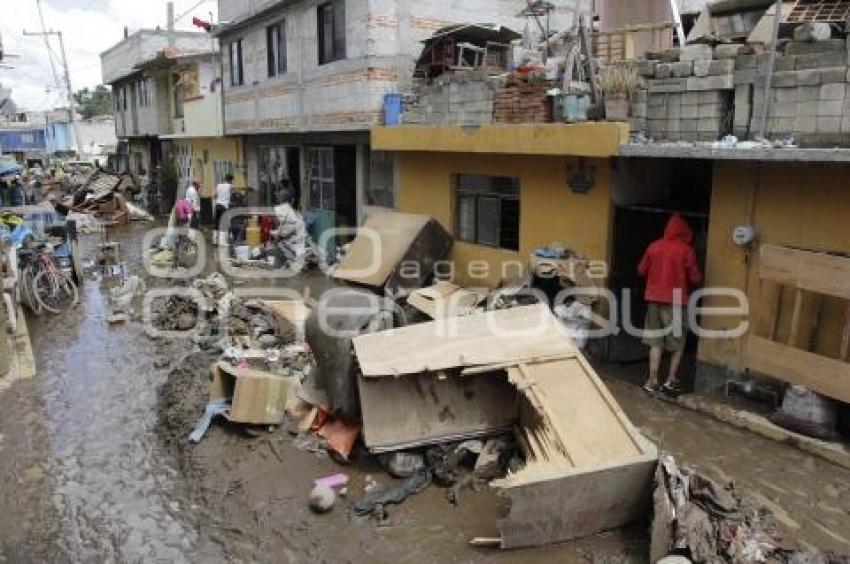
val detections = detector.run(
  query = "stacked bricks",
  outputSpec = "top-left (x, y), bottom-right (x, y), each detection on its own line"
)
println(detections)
top-left (733, 37), bottom-right (850, 145)
top-left (635, 43), bottom-right (736, 141)
top-left (493, 75), bottom-right (553, 124)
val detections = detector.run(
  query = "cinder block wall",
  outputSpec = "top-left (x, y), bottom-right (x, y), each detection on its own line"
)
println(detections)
top-left (633, 36), bottom-right (850, 146)
top-left (217, 0), bottom-right (591, 135)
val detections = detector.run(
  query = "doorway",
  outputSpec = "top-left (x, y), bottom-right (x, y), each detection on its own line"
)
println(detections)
top-left (608, 158), bottom-right (712, 389)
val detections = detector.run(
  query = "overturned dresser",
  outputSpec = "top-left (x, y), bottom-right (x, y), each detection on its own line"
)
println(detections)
top-left (353, 304), bottom-right (658, 549)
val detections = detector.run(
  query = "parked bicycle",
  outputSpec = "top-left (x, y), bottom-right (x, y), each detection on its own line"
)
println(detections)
top-left (19, 244), bottom-right (79, 314)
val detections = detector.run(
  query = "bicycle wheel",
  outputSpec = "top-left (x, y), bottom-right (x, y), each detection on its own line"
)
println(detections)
top-left (34, 269), bottom-right (77, 314)
top-left (21, 266), bottom-right (42, 315)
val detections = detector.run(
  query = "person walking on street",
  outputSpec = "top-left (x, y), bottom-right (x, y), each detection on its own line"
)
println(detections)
top-left (213, 174), bottom-right (233, 246)
top-left (637, 213), bottom-right (702, 396)
top-left (186, 179), bottom-right (202, 231)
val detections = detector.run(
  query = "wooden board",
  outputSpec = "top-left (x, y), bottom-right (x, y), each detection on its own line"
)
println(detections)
top-left (759, 244), bottom-right (850, 299)
top-left (493, 455), bottom-right (657, 549)
top-left (353, 304), bottom-right (577, 377)
top-left (746, 335), bottom-right (850, 403)
top-left (357, 371), bottom-right (518, 452)
top-left (406, 281), bottom-right (486, 319)
top-left (210, 362), bottom-right (294, 425)
top-left (506, 358), bottom-right (645, 469)
top-left (331, 211), bottom-right (431, 288)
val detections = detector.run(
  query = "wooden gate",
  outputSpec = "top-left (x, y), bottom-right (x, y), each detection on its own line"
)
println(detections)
top-left (745, 244), bottom-right (850, 402)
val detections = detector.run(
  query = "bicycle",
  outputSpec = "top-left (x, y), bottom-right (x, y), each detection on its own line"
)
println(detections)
top-left (20, 245), bottom-right (78, 314)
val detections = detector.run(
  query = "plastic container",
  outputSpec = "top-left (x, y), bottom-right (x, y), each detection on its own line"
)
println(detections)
top-left (245, 216), bottom-right (261, 247)
top-left (235, 245), bottom-right (252, 262)
top-left (383, 93), bottom-right (404, 126)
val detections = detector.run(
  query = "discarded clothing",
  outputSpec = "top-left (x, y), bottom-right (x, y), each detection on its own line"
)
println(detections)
top-left (189, 398), bottom-right (232, 443)
top-left (351, 470), bottom-right (432, 519)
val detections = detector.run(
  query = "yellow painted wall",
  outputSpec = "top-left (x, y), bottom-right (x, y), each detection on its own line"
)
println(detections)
top-left (179, 137), bottom-right (246, 198)
top-left (396, 152), bottom-right (612, 288)
top-left (700, 161), bottom-right (850, 371)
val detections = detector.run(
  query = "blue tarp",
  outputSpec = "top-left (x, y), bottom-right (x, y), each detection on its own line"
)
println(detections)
top-left (0, 161), bottom-right (23, 178)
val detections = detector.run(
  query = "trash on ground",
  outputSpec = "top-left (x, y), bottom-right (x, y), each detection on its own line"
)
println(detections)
top-left (352, 303), bottom-right (658, 548)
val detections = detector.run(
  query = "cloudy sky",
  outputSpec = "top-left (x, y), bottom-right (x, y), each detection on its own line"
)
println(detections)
top-left (1, 0), bottom-right (218, 111)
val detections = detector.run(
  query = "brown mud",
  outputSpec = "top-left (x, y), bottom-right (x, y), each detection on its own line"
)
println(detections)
top-left (0, 223), bottom-right (847, 562)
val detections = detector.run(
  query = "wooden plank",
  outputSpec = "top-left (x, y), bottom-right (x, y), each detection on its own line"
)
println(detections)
top-left (841, 304), bottom-right (850, 362)
top-left (759, 244), bottom-right (850, 299)
top-left (788, 288), bottom-right (804, 347)
top-left (493, 455), bottom-right (657, 549)
top-left (746, 335), bottom-right (850, 403)
top-left (767, 283), bottom-right (782, 341)
top-left (357, 371), bottom-right (517, 452)
top-left (507, 359), bottom-right (644, 469)
top-left (353, 304), bottom-right (576, 377)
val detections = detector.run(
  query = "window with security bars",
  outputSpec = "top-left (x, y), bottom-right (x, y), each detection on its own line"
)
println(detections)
top-left (306, 147), bottom-right (335, 211)
top-left (454, 174), bottom-right (520, 251)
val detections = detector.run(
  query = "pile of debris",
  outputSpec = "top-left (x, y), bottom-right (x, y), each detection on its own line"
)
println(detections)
top-left (650, 454), bottom-right (850, 563)
top-left (62, 170), bottom-right (137, 225)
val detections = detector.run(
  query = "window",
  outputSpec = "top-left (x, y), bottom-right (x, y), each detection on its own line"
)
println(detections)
top-left (317, 0), bottom-right (346, 65)
top-left (454, 174), bottom-right (520, 250)
top-left (366, 151), bottom-right (395, 208)
top-left (229, 38), bottom-right (244, 86)
top-left (266, 21), bottom-right (287, 77)
top-left (306, 147), bottom-right (335, 211)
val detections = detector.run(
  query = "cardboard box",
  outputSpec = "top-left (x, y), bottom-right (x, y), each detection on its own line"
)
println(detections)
top-left (210, 361), bottom-right (294, 425)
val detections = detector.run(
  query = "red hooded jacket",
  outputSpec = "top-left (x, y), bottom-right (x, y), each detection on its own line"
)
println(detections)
top-left (637, 214), bottom-right (702, 305)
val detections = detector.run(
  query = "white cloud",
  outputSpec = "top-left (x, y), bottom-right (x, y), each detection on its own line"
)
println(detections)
top-left (0, 0), bottom-right (218, 111)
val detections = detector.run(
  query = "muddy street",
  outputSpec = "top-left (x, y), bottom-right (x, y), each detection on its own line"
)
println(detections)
top-left (0, 223), bottom-right (848, 562)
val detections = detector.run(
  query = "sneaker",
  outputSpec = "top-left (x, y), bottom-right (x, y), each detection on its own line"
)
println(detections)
top-left (642, 383), bottom-right (658, 396)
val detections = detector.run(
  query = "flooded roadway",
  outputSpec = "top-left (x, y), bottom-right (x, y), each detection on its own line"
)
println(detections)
top-left (0, 223), bottom-right (848, 562)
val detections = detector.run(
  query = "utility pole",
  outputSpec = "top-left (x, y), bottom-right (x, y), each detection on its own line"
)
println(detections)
top-left (36, 0), bottom-right (62, 92)
top-left (23, 29), bottom-right (83, 157)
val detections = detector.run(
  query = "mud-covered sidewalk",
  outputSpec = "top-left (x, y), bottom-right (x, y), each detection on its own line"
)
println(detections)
top-left (0, 223), bottom-right (848, 562)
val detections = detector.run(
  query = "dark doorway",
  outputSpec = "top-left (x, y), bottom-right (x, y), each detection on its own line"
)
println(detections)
top-left (333, 145), bottom-right (357, 230)
top-left (608, 158), bottom-right (712, 388)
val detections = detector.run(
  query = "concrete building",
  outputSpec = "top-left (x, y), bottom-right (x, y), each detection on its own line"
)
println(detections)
top-left (215, 0), bottom-right (591, 233)
top-left (101, 28), bottom-right (217, 176)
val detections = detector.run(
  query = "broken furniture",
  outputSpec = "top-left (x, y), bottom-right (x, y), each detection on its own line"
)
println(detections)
top-left (406, 281), bottom-right (487, 319)
top-left (353, 304), bottom-right (658, 548)
top-left (415, 24), bottom-right (521, 79)
top-left (330, 210), bottom-right (452, 295)
top-left (745, 244), bottom-right (850, 403)
top-left (210, 361), bottom-right (294, 425)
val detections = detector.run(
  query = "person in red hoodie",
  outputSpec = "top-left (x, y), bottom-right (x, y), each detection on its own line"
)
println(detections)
top-left (637, 213), bottom-right (702, 395)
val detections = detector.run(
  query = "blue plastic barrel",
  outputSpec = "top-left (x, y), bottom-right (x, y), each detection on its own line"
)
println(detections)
top-left (384, 93), bottom-right (404, 126)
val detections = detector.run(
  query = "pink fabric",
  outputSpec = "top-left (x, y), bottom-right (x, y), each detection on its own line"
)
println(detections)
top-left (175, 199), bottom-right (193, 222)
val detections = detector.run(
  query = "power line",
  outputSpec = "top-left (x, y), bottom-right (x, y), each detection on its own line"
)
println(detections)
top-left (173, 0), bottom-right (211, 25)
top-left (35, 0), bottom-right (63, 92)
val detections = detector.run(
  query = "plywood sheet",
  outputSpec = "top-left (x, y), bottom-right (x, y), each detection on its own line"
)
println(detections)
top-left (494, 455), bottom-right (657, 549)
top-left (331, 211), bottom-right (431, 288)
top-left (358, 371), bottom-right (518, 452)
top-left (353, 304), bottom-right (577, 377)
top-left (746, 335), bottom-right (850, 403)
top-left (506, 358), bottom-right (645, 469)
